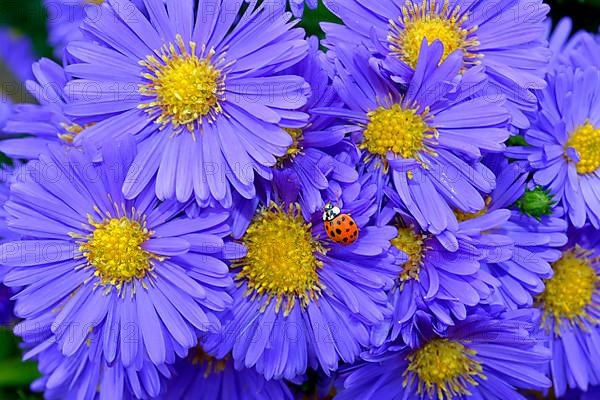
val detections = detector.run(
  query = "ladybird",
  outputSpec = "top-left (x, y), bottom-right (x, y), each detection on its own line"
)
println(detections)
top-left (322, 203), bottom-right (359, 245)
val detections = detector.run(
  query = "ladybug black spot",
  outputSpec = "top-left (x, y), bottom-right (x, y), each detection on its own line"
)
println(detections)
top-left (337, 220), bottom-right (341, 225)
top-left (329, 229), bottom-right (335, 237)
top-left (346, 229), bottom-right (350, 232)
top-left (349, 221), bottom-right (355, 226)
top-left (353, 231), bottom-right (358, 237)
top-left (343, 237), bottom-right (348, 243)
top-left (341, 217), bottom-right (346, 222)
top-left (336, 228), bottom-right (342, 234)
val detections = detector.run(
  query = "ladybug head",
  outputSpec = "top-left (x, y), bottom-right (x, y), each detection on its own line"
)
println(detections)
top-left (322, 203), bottom-right (341, 221)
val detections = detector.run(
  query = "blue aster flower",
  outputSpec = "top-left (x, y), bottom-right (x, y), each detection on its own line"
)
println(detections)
top-left (0, 28), bottom-right (36, 128)
top-left (337, 309), bottom-right (551, 400)
top-left (251, 0), bottom-right (317, 18)
top-left (43, 0), bottom-right (145, 57)
top-left (289, 0), bottom-right (317, 18)
top-left (480, 156), bottom-right (567, 310)
top-left (0, 165), bottom-right (20, 326)
top-left (0, 165), bottom-right (20, 242)
top-left (0, 101), bottom-right (9, 131)
top-left (534, 225), bottom-right (600, 397)
top-left (1, 58), bottom-right (91, 159)
top-left (203, 172), bottom-right (400, 379)
top-left (0, 28), bottom-right (36, 84)
top-left (375, 187), bottom-right (506, 347)
top-left (318, 40), bottom-right (509, 235)
top-left (322, 0), bottom-right (550, 128)
top-left (545, 17), bottom-right (600, 72)
top-left (510, 66), bottom-right (600, 228)
top-left (61, 0), bottom-right (310, 208)
top-left (558, 386), bottom-right (600, 400)
top-left (0, 284), bottom-right (12, 326)
top-left (0, 138), bottom-right (234, 369)
top-left (272, 36), bottom-right (358, 217)
top-left (44, 0), bottom-right (93, 57)
top-left (164, 345), bottom-right (293, 399)
top-left (19, 322), bottom-right (171, 400)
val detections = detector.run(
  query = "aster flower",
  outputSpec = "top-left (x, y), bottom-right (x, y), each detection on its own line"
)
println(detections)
top-left (43, 0), bottom-right (145, 57)
top-left (203, 172), bottom-right (400, 379)
top-left (0, 165), bottom-right (20, 241)
top-left (375, 187), bottom-right (506, 346)
top-left (322, 0), bottom-right (550, 128)
top-left (0, 165), bottom-right (20, 326)
top-left (255, 0), bottom-right (318, 18)
top-left (545, 17), bottom-right (600, 71)
top-left (0, 138), bottom-right (234, 369)
top-left (44, 0), bottom-right (94, 57)
top-left (19, 322), bottom-right (171, 400)
top-left (1, 58), bottom-right (89, 159)
top-left (560, 386), bottom-right (600, 400)
top-left (0, 100), bottom-right (10, 131)
top-left (62, 0), bottom-right (310, 208)
top-left (0, 28), bottom-right (35, 84)
top-left (510, 66), bottom-right (600, 228)
top-left (535, 225), bottom-right (600, 397)
top-left (289, 0), bottom-right (318, 18)
top-left (272, 36), bottom-right (358, 217)
top-left (319, 40), bottom-right (509, 234)
top-left (0, 28), bottom-right (36, 127)
top-left (563, 33), bottom-right (600, 70)
top-left (164, 345), bottom-right (293, 399)
top-left (0, 284), bottom-right (12, 326)
top-left (337, 309), bottom-right (551, 400)
top-left (0, 164), bottom-right (22, 327)
top-left (478, 156), bottom-right (567, 310)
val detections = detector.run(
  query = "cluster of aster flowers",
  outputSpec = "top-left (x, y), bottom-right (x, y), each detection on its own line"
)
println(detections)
top-left (0, 0), bottom-right (600, 399)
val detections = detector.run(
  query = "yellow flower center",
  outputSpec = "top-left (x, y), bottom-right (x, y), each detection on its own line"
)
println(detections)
top-left (566, 121), bottom-right (600, 175)
top-left (139, 35), bottom-right (225, 133)
top-left (454, 197), bottom-right (491, 222)
top-left (537, 247), bottom-right (599, 333)
top-left (392, 227), bottom-right (426, 281)
top-left (85, 0), bottom-right (104, 4)
top-left (389, 0), bottom-right (479, 69)
top-left (191, 346), bottom-right (228, 377)
top-left (362, 103), bottom-right (435, 160)
top-left (405, 339), bottom-right (484, 400)
top-left (277, 128), bottom-right (304, 167)
top-left (78, 215), bottom-right (156, 289)
top-left (59, 122), bottom-right (95, 144)
top-left (234, 203), bottom-right (325, 315)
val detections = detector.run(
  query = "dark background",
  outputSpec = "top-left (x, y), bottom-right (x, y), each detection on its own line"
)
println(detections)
top-left (0, 0), bottom-right (597, 398)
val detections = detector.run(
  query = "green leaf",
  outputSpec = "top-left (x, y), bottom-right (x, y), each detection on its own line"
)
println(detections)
top-left (0, 328), bottom-right (20, 359)
top-left (0, 359), bottom-right (40, 387)
top-left (298, 1), bottom-right (342, 38)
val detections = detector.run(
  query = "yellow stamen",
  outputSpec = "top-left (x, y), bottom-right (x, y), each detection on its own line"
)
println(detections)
top-left (139, 34), bottom-right (226, 134)
top-left (277, 128), bottom-right (304, 166)
top-left (59, 122), bottom-right (95, 144)
top-left (566, 121), bottom-right (600, 175)
top-left (234, 203), bottom-right (325, 316)
top-left (191, 346), bottom-right (228, 377)
top-left (389, 0), bottom-right (480, 69)
top-left (77, 211), bottom-right (158, 291)
top-left (454, 196), bottom-right (492, 222)
top-left (392, 227), bottom-right (427, 281)
top-left (405, 339), bottom-right (484, 400)
top-left (362, 101), bottom-right (436, 163)
top-left (537, 246), bottom-right (600, 335)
